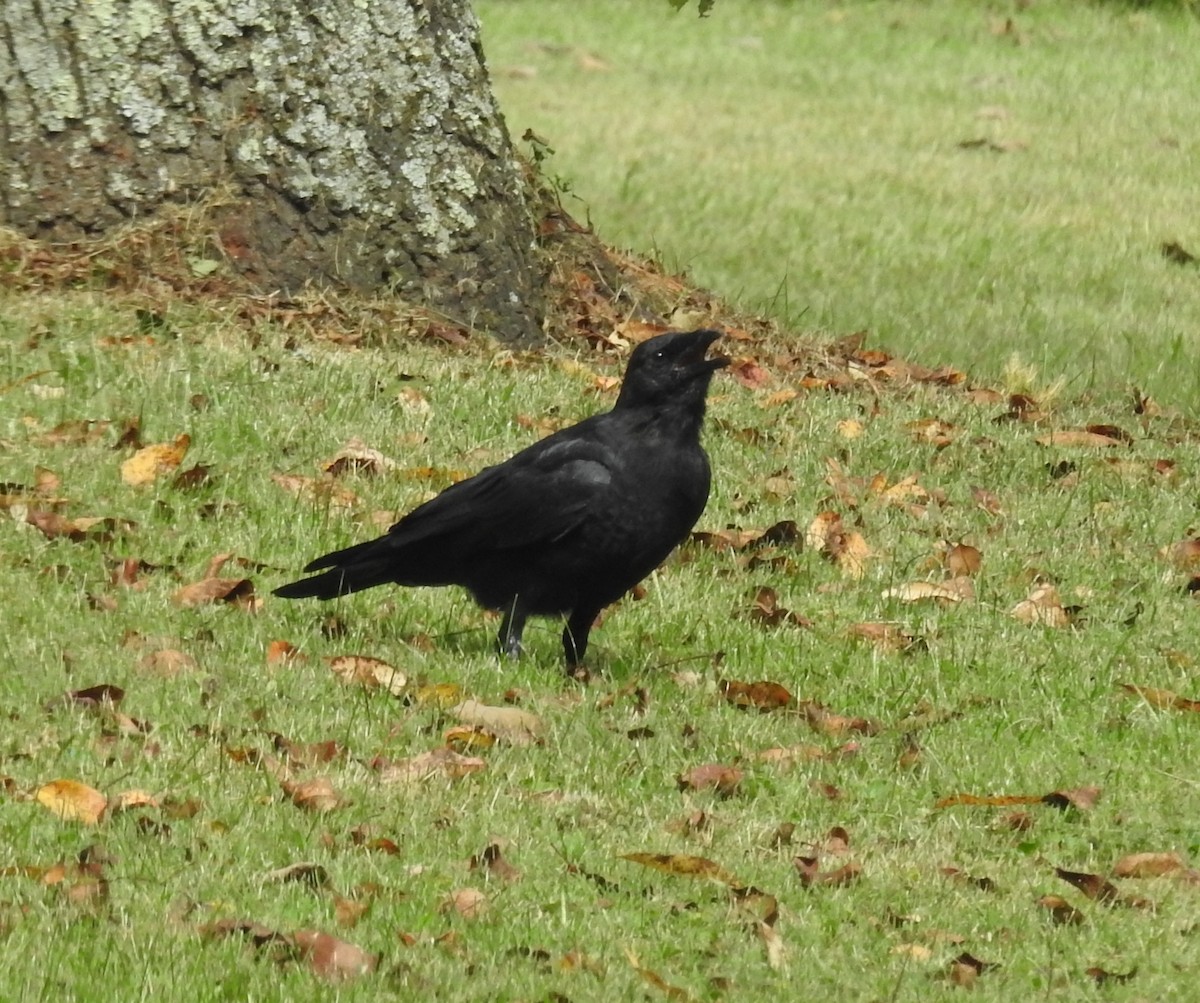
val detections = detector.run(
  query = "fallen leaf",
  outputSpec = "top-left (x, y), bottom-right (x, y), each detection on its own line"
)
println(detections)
top-left (469, 841), bottom-right (522, 882)
top-left (120, 434), bottom-right (191, 486)
top-left (1038, 894), bottom-right (1086, 925)
top-left (1055, 868), bottom-right (1121, 905)
top-left (271, 473), bottom-right (358, 508)
top-left (1010, 584), bottom-right (1072, 627)
top-left (624, 948), bottom-right (694, 1002)
top-left (266, 640), bottom-right (304, 665)
top-left (280, 776), bottom-right (344, 813)
top-left (944, 952), bottom-right (996, 988)
top-left (25, 510), bottom-right (130, 543)
top-left (719, 678), bottom-right (793, 711)
top-left (744, 586), bottom-right (813, 629)
top-left (327, 655), bottom-right (407, 696)
top-left (848, 621), bottom-right (922, 653)
top-left (291, 929), bottom-right (378, 982)
top-left (1118, 682), bottom-right (1200, 713)
top-left (676, 763), bottom-right (743, 798)
top-left (1035, 429), bottom-right (1123, 449)
top-left (440, 887), bottom-right (488, 919)
top-left (1041, 786), bottom-right (1101, 811)
top-left (882, 577), bottom-right (974, 604)
top-left (263, 863), bottom-right (331, 890)
top-left (449, 700), bottom-right (544, 745)
top-left (36, 780), bottom-right (107, 824)
top-left (1112, 852), bottom-right (1188, 879)
top-left (621, 852), bottom-right (742, 888)
top-left (1086, 966), bottom-right (1138, 985)
top-left (137, 648), bottom-right (198, 677)
top-left (794, 857), bottom-right (862, 888)
top-left (377, 747), bottom-right (486, 784)
top-left (444, 725), bottom-right (497, 752)
top-left (321, 439), bottom-right (397, 478)
top-left (802, 701), bottom-right (880, 737)
top-left (942, 543), bottom-right (983, 577)
top-left (52, 684), bottom-right (125, 709)
top-left (172, 577), bottom-right (255, 608)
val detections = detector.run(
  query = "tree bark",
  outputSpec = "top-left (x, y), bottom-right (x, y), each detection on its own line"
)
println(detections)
top-left (0, 0), bottom-right (544, 342)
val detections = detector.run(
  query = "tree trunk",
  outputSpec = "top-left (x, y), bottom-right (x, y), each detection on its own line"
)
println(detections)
top-left (0, 0), bottom-right (544, 342)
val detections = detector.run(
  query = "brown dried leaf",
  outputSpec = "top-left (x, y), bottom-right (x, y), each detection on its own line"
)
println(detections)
top-left (440, 887), bottom-right (488, 919)
top-left (943, 543), bottom-right (983, 577)
top-left (906, 417), bottom-right (956, 447)
top-left (469, 841), bottom-right (522, 883)
top-left (1086, 966), bottom-right (1138, 986)
top-left (271, 473), bottom-right (358, 508)
top-left (756, 743), bottom-right (842, 767)
top-left (1055, 867), bottom-right (1121, 904)
top-left (882, 577), bottom-right (974, 604)
top-left (794, 857), bottom-right (862, 888)
top-left (263, 862), bottom-right (331, 890)
top-left (377, 747), bottom-right (486, 785)
top-left (1111, 852), bottom-right (1187, 879)
top-left (624, 949), bottom-right (694, 1002)
top-left (53, 683), bottom-right (125, 709)
top-left (321, 438), bottom-right (397, 478)
top-left (719, 678), bottom-right (793, 711)
top-left (1041, 786), bottom-right (1101, 811)
top-left (676, 763), bottom-right (743, 798)
top-left (1118, 682), bottom-right (1200, 712)
top-left (1035, 428), bottom-right (1123, 449)
top-left (327, 655), bottom-right (407, 696)
top-left (848, 621), bottom-right (921, 653)
top-left (971, 485), bottom-right (1004, 516)
top-left (266, 640), bottom-right (304, 665)
top-left (802, 701), bottom-right (881, 737)
top-left (1010, 584), bottom-right (1071, 627)
top-left (621, 852), bottom-right (742, 888)
top-left (744, 586), bottom-right (813, 629)
top-left (280, 776), bottom-right (344, 813)
top-left (35, 419), bottom-right (111, 446)
top-left (172, 577), bottom-right (255, 608)
top-left (1038, 894), bottom-right (1086, 925)
top-left (1160, 538), bottom-right (1200, 568)
top-left (137, 648), bottom-right (198, 677)
top-left (291, 929), bottom-right (378, 982)
top-left (935, 791), bottom-right (1045, 809)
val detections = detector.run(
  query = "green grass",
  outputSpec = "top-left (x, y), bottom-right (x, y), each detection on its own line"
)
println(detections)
top-left (3, 2), bottom-right (1200, 997)
top-left (478, 0), bottom-right (1200, 402)
top-left (2, 290), bottom-right (1200, 1001)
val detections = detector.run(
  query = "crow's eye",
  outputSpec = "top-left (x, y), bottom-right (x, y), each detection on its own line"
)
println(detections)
top-left (654, 350), bottom-right (665, 360)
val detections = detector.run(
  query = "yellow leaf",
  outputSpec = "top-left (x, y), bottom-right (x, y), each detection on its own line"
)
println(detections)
top-left (449, 700), bottom-right (544, 746)
top-left (120, 434), bottom-right (190, 486)
top-left (883, 578), bottom-right (974, 604)
top-left (620, 852), bottom-right (742, 888)
top-left (36, 779), bottom-right (107, 824)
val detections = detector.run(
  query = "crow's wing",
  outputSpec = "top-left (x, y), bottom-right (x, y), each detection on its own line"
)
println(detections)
top-left (301, 428), bottom-right (618, 576)
top-left (392, 432), bottom-right (616, 550)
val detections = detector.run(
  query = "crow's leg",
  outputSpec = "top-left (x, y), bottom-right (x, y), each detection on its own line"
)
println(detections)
top-left (562, 606), bottom-right (600, 669)
top-left (498, 598), bottom-right (529, 660)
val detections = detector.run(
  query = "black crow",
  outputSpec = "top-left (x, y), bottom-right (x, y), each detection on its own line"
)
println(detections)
top-left (274, 329), bottom-right (726, 666)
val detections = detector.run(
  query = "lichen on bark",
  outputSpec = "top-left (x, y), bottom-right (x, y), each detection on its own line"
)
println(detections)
top-left (0, 0), bottom-right (544, 341)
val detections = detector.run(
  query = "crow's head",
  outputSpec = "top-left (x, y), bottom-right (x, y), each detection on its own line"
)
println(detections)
top-left (615, 330), bottom-right (728, 412)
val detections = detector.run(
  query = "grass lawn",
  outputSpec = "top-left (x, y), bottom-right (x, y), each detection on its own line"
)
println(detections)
top-left (2, 2), bottom-right (1199, 1000)
top-left (479, 0), bottom-right (1200, 402)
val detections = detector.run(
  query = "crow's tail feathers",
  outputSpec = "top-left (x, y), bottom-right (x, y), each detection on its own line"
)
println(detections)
top-left (273, 538), bottom-right (395, 601)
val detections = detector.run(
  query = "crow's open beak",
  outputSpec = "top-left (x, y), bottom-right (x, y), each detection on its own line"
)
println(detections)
top-left (678, 329), bottom-right (729, 372)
